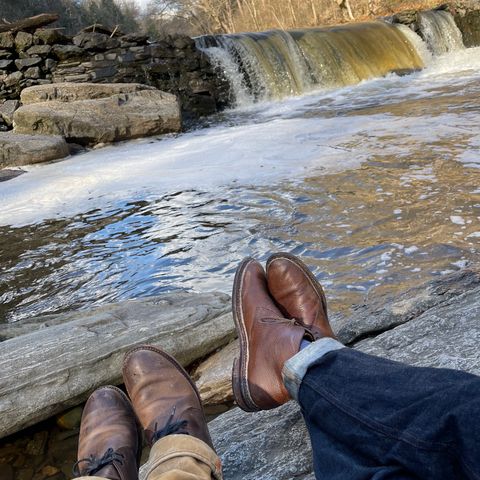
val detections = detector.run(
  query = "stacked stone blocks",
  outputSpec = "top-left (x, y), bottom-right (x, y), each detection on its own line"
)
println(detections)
top-left (0, 26), bottom-right (229, 131)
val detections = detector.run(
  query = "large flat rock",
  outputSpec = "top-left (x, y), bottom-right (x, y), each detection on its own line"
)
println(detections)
top-left (334, 269), bottom-right (480, 344)
top-left (20, 82), bottom-right (157, 105)
top-left (14, 89), bottom-right (181, 146)
top-left (0, 131), bottom-right (69, 168)
top-left (354, 283), bottom-right (480, 372)
top-left (0, 292), bottom-right (234, 439)
top-left (206, 273), bottom-right (480, 480)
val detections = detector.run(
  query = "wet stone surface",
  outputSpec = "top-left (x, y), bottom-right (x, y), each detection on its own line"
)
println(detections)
top-left (0, 416), bottom-right (79, 480)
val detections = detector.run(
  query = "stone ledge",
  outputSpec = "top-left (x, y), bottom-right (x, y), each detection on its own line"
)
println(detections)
top-left (0, 131), bottom-right (68, 168)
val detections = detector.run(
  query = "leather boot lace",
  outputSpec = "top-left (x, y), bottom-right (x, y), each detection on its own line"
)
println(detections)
top-left (152, 405), bottom-right (189, 443)
top-left (260, 316), bottom-right (322, 340)
top-left (72, 447), bottom-right (124, 477)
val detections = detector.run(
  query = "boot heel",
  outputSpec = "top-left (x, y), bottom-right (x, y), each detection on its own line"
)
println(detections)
top-left (232, 357), bottom-right (259, 412)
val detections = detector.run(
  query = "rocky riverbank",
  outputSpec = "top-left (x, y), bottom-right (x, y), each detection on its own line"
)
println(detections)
top-left (1, 3), bottom-right (480, 172)
top-left (0, 16), bottom-right (229, 125)
top-left (0, 269), bottom-right (479, 480)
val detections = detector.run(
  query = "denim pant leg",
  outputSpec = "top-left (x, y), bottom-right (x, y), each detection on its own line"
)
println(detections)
top-left (285, 345), bottom-right (480, 480)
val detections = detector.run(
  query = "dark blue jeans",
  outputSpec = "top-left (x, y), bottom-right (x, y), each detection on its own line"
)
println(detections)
top-left (299, 348), bottom-right (480, 479)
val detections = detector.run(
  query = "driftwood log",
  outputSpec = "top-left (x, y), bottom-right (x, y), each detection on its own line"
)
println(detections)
top-left (0, 291), bottom-right (234, 439)
top-left (0, 13), bottom-right (59, 33)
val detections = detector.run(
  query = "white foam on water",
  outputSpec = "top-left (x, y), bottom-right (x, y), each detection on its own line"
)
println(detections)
top-left (0, 115), bottom-right (368, 226)
top-left (1, 47), bottom-right (480, 227)
top-left (450, 216), bottom-right (466, 225)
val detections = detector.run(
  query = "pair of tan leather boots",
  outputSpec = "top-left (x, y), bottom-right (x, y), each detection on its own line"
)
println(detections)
top-left (75, 253), bottom-right (336, 479)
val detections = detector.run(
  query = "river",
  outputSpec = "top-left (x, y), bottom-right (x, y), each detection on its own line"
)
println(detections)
top-left (0, 43), bottom-right (479, 324)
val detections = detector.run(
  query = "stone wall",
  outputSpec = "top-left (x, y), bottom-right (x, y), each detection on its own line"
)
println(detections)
top-left (453, 8), bottom-right (480, 47)
top-left (1, 5), bottom-right (479, 134)
top-left (391, 2), bottom-right (480, 47)
top-left (0, 25), bottom-right (230, 132)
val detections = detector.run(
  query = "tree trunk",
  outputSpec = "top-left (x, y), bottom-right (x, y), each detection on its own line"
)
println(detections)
top-left (0, 13), bottom-right (59, 33)
top-left (344, 0), bottom-right (355, 20)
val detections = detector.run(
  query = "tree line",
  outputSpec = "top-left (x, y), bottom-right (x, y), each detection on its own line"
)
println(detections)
top-left (144, 0), bottom-right (440, 36)
top-left (0, 0), bottom-right (441, 37)
top-left (0, 0), bottom-right (140, 35)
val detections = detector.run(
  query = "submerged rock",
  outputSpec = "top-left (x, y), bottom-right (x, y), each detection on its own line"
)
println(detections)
top-left (56, 407), bottom-right (84, 431)
top-left (0, 168), bottom-right (25, 182)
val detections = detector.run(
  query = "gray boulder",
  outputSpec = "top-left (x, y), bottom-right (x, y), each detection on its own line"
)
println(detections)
top-left (20, 82), bottom-right (156, 105)
top-left (210, 403), bottom-right (313, 480)
top-left (334, 269), bottom-right (480, 344)
top-left (0, 32), bottom-right (14, 49)
top-left (0, 99), bottom-right (20, 126)
top-left (355, 283), bottom-right (480, 374)
top-left (14, 87), bottom-right (181, 145)
top-left (193, 340), bottom-right (238, 406)
top-left (0, 131), bottom-right (69, 168)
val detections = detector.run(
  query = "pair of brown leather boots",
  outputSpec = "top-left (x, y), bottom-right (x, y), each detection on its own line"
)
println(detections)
top-left (74, 253), bottom-right (336, 479)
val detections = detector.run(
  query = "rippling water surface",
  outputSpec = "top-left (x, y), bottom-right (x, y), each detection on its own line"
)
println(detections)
top-left (1, 48), bottom-right (479, 324)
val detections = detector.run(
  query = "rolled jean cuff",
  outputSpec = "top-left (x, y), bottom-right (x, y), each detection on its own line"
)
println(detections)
top-left (141, 434), bottom-right (222, 480)
top-left (282, 337), bottom-right (345, 401)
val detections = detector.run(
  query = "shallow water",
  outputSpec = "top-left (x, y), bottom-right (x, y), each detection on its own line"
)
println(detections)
top-left (1, 48), bottom-right (479, 324)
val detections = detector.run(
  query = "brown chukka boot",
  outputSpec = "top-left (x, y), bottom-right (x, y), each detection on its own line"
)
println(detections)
top-left (231, 257), bottom-right (317, 412)
top-left (266, 252), bottom-right (336, 340)
top-left (122, 346), bottom-right (214, 449)
top-left (74, 386), bottom-right (141, 480)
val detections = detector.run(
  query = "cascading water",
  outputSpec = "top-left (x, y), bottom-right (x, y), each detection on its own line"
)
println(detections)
top-left (196, 21), bottom-right (424, 105)
top-left (418, 10), bottom-right (464, 55)
top-left (196, 11), bottom-right (466, 106)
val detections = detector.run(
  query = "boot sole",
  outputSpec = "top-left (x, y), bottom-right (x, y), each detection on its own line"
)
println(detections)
top-left (231, 257), bottom-right (262, 412)
top-left (122, 345), bottom-right (213, 445)
top-left (266, 252), bottom-right (328, 320)
top-left (98, 385), bottom-right (144, 468)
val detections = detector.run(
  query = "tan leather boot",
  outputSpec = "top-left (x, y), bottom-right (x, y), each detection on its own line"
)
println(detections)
top-left (231, 258), bottom-right (315, 412)
top-left (74, 386), bottom-right (141, 479)
top-left (266, 252), bottom-right (336, 340)
top-left (122, 346), bottom-right (214, 449)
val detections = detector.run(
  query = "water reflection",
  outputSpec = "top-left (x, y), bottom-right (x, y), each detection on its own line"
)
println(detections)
top-left (1, 50), bottom-right (479, 324)
top-left (1, 150), bottom-right (478, 323)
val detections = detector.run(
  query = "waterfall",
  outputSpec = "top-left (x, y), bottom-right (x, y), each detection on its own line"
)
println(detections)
top-left (196, 21), bottom-right (424, 105)
top-left (418, 10), bottom-right (464, 56)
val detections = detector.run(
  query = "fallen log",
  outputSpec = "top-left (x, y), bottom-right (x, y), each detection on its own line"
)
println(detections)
top-left (0, 13), bottom-right (59, 33)
top-left (0, 291), bottom-right (234, 439)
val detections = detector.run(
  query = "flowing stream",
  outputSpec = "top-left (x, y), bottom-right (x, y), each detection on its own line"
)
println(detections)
top-left (0, 13), bottom-right (479, 325)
